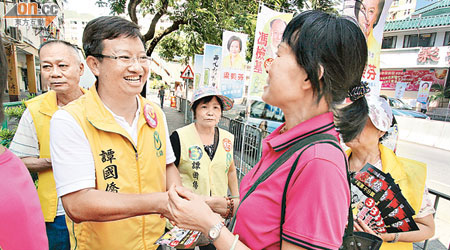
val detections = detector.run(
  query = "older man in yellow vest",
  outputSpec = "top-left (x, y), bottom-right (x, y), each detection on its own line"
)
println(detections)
top-left (49, 16), bottom-right (182, 250)
top-left (9, 40), bottom-right (85, 250)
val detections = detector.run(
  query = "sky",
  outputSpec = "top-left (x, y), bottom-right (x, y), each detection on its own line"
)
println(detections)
top-left (65, 0), bottom-right (110, 17)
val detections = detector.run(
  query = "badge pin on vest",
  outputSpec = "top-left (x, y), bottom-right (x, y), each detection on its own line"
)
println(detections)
top-left (144, 104), bottom-right (158, 128)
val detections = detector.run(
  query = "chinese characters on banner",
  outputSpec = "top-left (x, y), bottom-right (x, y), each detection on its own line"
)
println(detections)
top-left (417, 81), bottom-right (432, 104)
top-left (249, 5), bottom-right (293, 98)
top-left (203, 44), bottom-right (222, 88)
top-left (380, 69), bottom-right (447, 91)
top-left (343, 0), bottom-right (393, 96)
top-left (221, 31), bottom-right (248, 98)
top-left (193, 54), bottom-right (204, 89)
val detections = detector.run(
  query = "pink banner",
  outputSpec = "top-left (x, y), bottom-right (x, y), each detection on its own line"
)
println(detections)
top-left (380, 69), bottom-right (447, 91)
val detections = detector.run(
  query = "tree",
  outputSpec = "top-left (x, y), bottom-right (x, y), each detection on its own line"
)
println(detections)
top-left (430, 83), bottom-right (450, 107)
top-left (98, 0), bottom-right (338, 61)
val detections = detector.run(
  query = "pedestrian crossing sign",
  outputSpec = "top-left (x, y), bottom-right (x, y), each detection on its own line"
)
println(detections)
top-left (181, 65), bottom-right (194, 79)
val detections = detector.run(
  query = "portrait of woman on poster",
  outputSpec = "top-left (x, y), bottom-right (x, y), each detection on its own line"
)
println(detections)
top-left (355, 0), bottom-right (385, 39)
top-left (222, 36), bottom-right (246, 70)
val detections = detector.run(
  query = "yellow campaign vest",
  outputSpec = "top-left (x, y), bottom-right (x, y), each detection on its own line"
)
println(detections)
top-left (177, 123), bottom-right (234, 197)
top-left (347, 144), bottom-right (427, 250)
top-left (26, 89), bottom-right (86, 222)
top-left (63, 86), bottom-right (167, 250)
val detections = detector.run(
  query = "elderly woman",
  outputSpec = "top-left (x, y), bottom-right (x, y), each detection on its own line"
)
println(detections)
top-left (169, 86), bottom-right (239, 249)
top-left (165, 10), bottom-right (369, 249)
top-left (337, 95), bottom-right (435, 249)
top-left (222, 36), bottom-right (245, 70)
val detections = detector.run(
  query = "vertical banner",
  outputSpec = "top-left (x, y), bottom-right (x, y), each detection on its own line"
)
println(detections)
top-left (203, 44), bottom-right (222, 88)
top-left (394, 82), bottom-right (407, 99)
top-left (249, 5), bottom-right (293, 98)
top-left (221, 31), bottom-right (248, 98)
top-left (343, 0), bottom-right (393, 96)
top-left (417, 81), bottom-right (431, 104)
top-left (193, 54), bottom-right (204, 89)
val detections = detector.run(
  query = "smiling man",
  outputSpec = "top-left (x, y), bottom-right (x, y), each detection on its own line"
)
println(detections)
top-left (49, 16), bottom-right (181, 250)
top-left (9, 40), bottom-right (85, 250)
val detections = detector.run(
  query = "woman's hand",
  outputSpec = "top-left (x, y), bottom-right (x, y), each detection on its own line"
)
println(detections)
top-left (167, 185), bottom-right (222, 234)
top-left (354, 218), bottom-right (396, 242)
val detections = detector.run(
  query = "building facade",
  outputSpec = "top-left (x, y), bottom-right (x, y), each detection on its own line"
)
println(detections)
top-left (380, 0), bottom-right (450, 106)
top-left (1, 0), bottom-right (64, 101)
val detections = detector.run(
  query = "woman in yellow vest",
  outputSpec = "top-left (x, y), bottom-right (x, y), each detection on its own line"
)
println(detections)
top-left (169, 86), bottom-right (239, 249)
top-left (337, 95), bottom-right (435, 250)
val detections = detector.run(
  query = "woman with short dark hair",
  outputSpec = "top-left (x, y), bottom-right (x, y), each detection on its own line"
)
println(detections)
top-left (166, 10), bottom-right (368, 249)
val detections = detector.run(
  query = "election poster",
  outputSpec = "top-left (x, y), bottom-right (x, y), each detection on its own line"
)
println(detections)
top-left (394, 82), bottom-right (407, 99)
top-left (221, 30), bottom-right (248, 98)
top-left (203, 44), bottom-right (222, 88)
top-left (193, 54), bottom-right (204, 89)
top-left (343, 0), bottom-right (393, 96)
top-left (417, 81), bottom-right (432, 104)
top-left (249, 5), bottom-right (293, 98)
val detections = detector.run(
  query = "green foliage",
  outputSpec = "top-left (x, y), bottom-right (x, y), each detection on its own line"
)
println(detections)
top-left (4, 104), bottom-right (26, 121)
top-left (429, 83), bottom-right (450, 106)
top-left (0, 127), bottom-right (16, 148)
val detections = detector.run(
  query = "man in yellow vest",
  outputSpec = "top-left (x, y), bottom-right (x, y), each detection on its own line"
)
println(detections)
top-left (9, 40), bottom-right (85, 250)
top-left (49, 16), bottom-right (181, 250)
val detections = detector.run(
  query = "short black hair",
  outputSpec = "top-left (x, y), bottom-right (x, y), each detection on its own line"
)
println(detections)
top-left (82, 16), bottom-right (143, 58)
top-left (227, 36), bottom-right (242, 52)
top-left (282, 10), bottom-right (368, 106)
top-left (191, 96), bottom-right (224, 119)
top-left (38, 40), bottom-right (81, 59)
top-left (354, 0), bottom-right (385, 28)
top-left (0, 34), bottom-right (7, 123)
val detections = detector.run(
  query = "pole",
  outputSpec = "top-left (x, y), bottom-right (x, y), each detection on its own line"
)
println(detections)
top-left (184, 79), bottom-right (189, 124)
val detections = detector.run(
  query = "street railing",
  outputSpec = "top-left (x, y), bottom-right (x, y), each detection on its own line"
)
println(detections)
top-left (2, 101), bottom-right (23, 129)
top-left (421, 189), bottom-right (450, 250)
top-left (218, 116), bottom-right (263, 180)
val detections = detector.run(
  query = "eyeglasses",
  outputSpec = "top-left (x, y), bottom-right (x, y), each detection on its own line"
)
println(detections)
top-left (92, 54), bottom-right (150, 65)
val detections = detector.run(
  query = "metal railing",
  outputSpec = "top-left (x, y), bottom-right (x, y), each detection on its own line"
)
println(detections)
top-left (2, 101), bottom-right (23, 129)
top-left (218, 116), bottom-right (263, 181)
top-left (421, 189), bottom-right (450, 250)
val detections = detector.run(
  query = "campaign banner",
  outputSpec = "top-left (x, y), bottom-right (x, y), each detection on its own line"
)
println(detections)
top-left (381, 69), bottom-right (447, 91)
top-left (202, 44), bottom-right (222, 88)
top-left (249, 5), bottom-right (293, 98)
top-left (394, 82), bottom-right (407, 99)
top-left (221, 31), bottom-right (248, 98)
top-left (417, 81), bottom-right (431, 104)
top-left (343, 0), bottom-right (393, 96)
top-left (193, 54), bottom-right (204, 89)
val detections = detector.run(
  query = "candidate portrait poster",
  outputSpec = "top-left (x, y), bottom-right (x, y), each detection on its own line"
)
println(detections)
top-left (203, 44), bottom-right (222, 88)
top-left (417, 81), bottom-right (431, 104)
top-left (221, 31), bottom-right (248, 98)
top-left (343, 0), bottom-right (393, 96)
top-left (249, 5), bottom-right (293, 98)
top-left (193, 54), bottom-right (204, 89)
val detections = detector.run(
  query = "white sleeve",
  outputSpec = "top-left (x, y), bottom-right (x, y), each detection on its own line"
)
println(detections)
top-left (50, 110), bottom-right (96, 197)
top-left (162, 112), bottom-right (176, 164)
top-left (9, 109), bottom-right (40, 158)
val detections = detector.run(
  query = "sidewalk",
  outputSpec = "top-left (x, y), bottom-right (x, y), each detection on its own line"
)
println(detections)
top-left (147, 90), bottom-right (187, 134)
